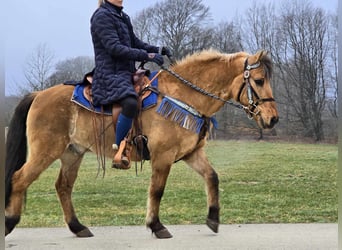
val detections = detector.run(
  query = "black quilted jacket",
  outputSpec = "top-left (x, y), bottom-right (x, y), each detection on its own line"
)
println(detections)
top-left (90, 1), bottom-right (158, 106)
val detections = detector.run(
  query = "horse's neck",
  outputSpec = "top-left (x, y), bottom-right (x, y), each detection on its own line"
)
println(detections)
top-left (159, 57), bottom-right (243, 116)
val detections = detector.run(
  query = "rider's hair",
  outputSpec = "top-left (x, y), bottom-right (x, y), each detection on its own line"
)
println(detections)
top-left (98, 0), bottom-right (104, 7)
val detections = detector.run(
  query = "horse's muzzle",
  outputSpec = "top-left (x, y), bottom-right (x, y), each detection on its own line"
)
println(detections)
top-left (261, 115), bottom-right (279, 129)
top-left (270, 116), bottom-right (279, 127)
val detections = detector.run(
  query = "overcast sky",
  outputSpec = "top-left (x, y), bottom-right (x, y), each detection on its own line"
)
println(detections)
top-left (4, 0), bottom-right (337, 95)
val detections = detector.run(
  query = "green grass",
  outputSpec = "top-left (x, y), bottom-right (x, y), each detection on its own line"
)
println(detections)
top-left (19, 140), bottom-right (337, 227)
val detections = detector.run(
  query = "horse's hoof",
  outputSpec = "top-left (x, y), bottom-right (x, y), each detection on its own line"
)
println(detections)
top-left (154, 228), bottom-right (173, 239)
top-left (76, 228), bottom-right (94, 238)
top-left (206, 218), bottom-right (219, 233)
top-left (5, 216), bottom-right (20, 236)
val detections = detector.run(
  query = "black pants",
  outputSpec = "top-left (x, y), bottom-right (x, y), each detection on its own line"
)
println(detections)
top-left (119, 96), bottom-right (138, 118)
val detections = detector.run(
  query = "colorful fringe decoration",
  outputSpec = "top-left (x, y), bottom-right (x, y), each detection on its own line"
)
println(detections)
top-left (156, 96), bottom-right (204, 134)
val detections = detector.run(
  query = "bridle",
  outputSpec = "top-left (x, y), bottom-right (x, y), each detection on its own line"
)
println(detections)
top-left (236, 58), bottom-right (275, 119)
top-left (159, 56), bottom-right (275, 119)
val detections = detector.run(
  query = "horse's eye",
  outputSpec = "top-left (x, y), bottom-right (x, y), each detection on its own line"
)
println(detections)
top-left (254, 79), bottom-right (264, 86)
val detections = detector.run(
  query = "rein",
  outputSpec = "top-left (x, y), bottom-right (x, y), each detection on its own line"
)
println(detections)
top-left (160, 56), bottom-right (275, 119)
top-left (160, 65), bottom-right (244, 110)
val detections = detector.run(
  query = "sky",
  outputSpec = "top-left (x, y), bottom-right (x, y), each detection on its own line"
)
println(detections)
top-left (3, 0), bottom-right (338, 96)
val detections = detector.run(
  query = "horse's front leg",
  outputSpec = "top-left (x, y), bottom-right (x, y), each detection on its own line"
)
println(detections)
top-left (184, 147), bottom-right (220, 233)
top-left (146, 158), bottom-right (172, 239)
top-left (55, 147), bottom-right (93, 237)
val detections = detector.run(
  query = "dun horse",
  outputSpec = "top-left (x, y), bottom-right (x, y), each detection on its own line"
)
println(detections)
top-left (5, 49), bottom-right (278, 239)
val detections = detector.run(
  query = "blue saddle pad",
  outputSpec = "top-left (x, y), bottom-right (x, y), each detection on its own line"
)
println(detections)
top-left (142, 71), bottom-right (158, 109)
top-left (70, 72), bottom-right (159, 115)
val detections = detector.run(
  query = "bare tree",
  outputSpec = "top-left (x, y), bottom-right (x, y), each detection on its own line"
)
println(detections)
top-left (276, 0), bottom-right (329, 141)
top-left (326, 13), bottom-right (338, 119)
top-left (211, 21), bottom-right (243, 53)
top-left (132, 8), bottom-right (158, 45)
top-left (242, 1), bottom-right (278, 55)
top-left (23, 43), bottom-right (55, 92)
top-left (133, 0), bottom-right (212, 59)
top-left (48, 56), bottom-right (94, 86)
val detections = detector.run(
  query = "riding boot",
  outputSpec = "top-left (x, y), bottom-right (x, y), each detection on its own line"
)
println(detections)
top-left (112, 113), bottom-right (133, 169)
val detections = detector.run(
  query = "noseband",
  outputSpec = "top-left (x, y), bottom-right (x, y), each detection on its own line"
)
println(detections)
top-left (237, 58), bottom-right (275, 119)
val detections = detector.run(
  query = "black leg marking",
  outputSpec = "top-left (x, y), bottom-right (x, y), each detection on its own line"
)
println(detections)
top-left (208, 206), bottom-right (220, 222)
top-left (207, 206), bottom-right (220, 233)
top-left (148, 218), bottom-right (172, 239)
top-left (68, 216), bottom-right (94, 237)
top-left (5, 216), bottom-right (20, 236)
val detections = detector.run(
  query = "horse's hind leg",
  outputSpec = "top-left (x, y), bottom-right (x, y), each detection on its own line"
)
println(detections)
top-left (183, 147), bottom-right (220, 233)
top-left (5, 153), bottom-right (58, 235)
top-left (146, 157), bottom-right (173, 239)
top-left (55, 146), bottom-right (93, 237)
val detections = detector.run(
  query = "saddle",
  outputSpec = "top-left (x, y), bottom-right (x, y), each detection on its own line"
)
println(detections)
top-left (82, 69), bottom-right (152, 109)
top-left (81, 69), bottom-right (158, 167)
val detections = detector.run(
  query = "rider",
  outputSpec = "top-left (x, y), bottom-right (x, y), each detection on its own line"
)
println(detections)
top-left (91, 0), bottom-right (172, 169)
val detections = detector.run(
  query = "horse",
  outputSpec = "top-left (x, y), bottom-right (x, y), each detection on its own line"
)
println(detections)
top-left (5, 49), bottom-right (278, 239)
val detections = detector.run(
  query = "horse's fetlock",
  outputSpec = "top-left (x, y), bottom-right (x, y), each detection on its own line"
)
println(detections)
top-left (68, 216), bottom-right (87, 235)
top-left (147, 217), bottom-right (172, 238)
top-left (208, 205), bottom-right (220, 222)
top-left (147, 217), bottom-right (165, 233)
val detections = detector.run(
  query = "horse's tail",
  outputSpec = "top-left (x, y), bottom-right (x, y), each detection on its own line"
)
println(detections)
top-left (5, 93), bottom-right (37, 208)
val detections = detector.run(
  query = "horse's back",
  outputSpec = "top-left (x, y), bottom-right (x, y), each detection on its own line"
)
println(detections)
top-left (30, 84), bottom-right (74, 106)
top-left (28, 84), bottom-right (74, 125)
top-left (26, 84), bottom-right (75, 155)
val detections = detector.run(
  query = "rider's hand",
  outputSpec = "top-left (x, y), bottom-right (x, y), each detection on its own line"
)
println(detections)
top-left (159, 46), bottom-right (172, 57)
top-left (147, 53), bottom-right (164, 66)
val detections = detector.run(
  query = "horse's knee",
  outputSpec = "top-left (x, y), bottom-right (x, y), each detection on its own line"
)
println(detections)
top-left (209, 171), bottom-right (219, 187)
top-left (151, 188), bottom-right (164, 201)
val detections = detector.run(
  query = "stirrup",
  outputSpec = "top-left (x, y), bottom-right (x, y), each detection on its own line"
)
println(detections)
top-left (112, 140), bottom-right (131, 170)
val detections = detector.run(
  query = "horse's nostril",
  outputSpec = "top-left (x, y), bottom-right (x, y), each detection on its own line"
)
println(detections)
top-left (270, 116), bottom-right (279, 126)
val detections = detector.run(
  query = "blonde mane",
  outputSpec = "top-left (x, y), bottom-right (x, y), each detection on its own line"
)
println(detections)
top-left (173, 49), bottom-right (248, 69)
top-left (172, 49), bottom-right (273, 81)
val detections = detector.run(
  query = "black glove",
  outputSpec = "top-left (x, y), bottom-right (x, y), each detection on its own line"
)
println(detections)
top-left (160, 46), bottom-right (172, 57)
top-left (147, 53), bottom-right (164, 66)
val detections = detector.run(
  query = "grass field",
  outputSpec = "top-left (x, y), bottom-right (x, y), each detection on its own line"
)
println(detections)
top-left (19, 140), bottom-right (337, 228)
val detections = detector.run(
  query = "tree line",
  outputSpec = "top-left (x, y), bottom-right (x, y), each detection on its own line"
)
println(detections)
top-left (7, 0), bottom-right (338, 142)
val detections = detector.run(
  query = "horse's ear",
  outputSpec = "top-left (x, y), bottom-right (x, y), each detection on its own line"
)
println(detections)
top-left (255, 50), bottom-right (268, 61)
top-left (255, 50), bottom-right (273, 79)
